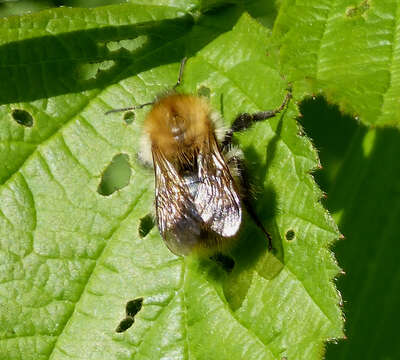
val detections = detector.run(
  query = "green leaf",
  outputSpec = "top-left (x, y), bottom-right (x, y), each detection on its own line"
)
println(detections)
top-left (0, 5), bottom-right (343, 360)
top-left (0, 3), bottom-right (195, 184)
top-left (273, 0), bottom-right (400, 127)
top-left (299, 97), bottom-right (400, 359)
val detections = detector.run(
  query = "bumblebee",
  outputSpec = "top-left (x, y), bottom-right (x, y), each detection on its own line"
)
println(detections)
top-left (107, 58), bottom-right (291, 255)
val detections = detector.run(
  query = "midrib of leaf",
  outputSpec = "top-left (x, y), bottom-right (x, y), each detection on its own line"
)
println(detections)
top-left (181, 262), bottom-right (190, 360)
top-left (128, 258), bottom-right (278, 359)
top-left (132, 290), bottom-right (178, 357)
top-left (184, 262), bottom-right (277, 360)
top-left (207, 276), bottom-right (276, 357)
top-left (47, 187), bottom-right (148, 359)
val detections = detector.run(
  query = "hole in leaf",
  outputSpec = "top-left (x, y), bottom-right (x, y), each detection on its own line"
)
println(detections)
top-left (126, 297), bottom-right (143, 318)
top-left (115, 317), bottom-right (134, 333)
top-left (76, 60), bottom-right (116, 81)
top-left (115, 297), bottom-right (143, 333)
top-left (197, 85), bottom-right (211, 99)
top-left (210, 253), bottom-right (235, 272)
top-left (123, 111), bottom-right (135, 124)
top-left (138, 214), bottom-right (155, 238)
top-left (106, 36), bottom-right (148, 53)
top-left (285, 230), bottom-right (295, 241)
top-left (97, 153), bottom-right (131, 196)
top-left (12, 109), bottom-right (33, 127)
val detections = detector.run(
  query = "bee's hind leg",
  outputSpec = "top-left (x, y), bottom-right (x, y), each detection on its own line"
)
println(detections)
top-left (225, 150), bottom-right (274, 251)
top-left (239, 164), bottom-right (274, 252)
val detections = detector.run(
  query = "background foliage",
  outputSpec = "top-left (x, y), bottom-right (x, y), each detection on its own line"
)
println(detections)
top-left (0, 0), bottom-right (399, 359)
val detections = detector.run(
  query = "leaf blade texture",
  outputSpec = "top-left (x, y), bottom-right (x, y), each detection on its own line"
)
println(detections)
top-left (0, 6), bottom-right (343, 360)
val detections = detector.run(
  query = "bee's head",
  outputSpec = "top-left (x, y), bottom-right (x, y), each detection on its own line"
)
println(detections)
top-left (144, 94), bottom-right (212, 160)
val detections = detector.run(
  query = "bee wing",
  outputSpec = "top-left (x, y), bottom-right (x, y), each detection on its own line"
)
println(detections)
top-left (152, 149), bottom-right (204, 255)
top-left (195, 135), bottom-right (242, 237)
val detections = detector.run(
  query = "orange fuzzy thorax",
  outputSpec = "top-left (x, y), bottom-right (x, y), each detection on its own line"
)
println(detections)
top-left (144, 94), bottom-right (212, 161)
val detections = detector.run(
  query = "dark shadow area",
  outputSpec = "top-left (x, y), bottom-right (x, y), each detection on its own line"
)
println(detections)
top-left (210, 252), bottom-right (235, 273)
top-left (299, 96), bottom-right (359, 196)
top-left (97, 153), bottom-right (131, 196)
top-left (0, 15), bottom-right (192, 104)
top-left (223, 115), bottom-right (287, 311)
top-left (299, 96), bottom-right (400, 360)
top-left (0, 6), bottom-right (245, 105)
top-left (231, 118), bottom-right (283, 268)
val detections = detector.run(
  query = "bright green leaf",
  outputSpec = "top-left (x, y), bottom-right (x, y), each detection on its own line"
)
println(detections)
top-left (273, 0), bottom-right (400, 126)
top-left (0, 5), bottom-right (343, 360)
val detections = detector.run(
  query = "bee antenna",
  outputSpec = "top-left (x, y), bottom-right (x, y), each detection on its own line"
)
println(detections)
top-left (173, 57), bottom-right (188, 90)
top-left (105, 102), bottom-right (155, 115)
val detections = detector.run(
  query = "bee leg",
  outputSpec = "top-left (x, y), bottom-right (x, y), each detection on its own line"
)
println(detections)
top-left (247, 204), bottom-right (274, 251)
top-left (106, 57), bottom-right (188, 115)
top-left (105, 101), bottom-right (155, 115)
top-left (173, 57), bottom-right (188, 90)
top-left (222, 88), bottom-right (292, 149)
top-left (226, 153), bottom-right (274, 251)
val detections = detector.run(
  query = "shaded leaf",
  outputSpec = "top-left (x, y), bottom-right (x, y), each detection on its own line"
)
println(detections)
top-left (299, 97), bottom-right (400, 360)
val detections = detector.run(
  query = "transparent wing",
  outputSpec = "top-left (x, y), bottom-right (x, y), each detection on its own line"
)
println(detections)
top-left (152, 149), bottom-right (204, 255)
top-left (195, 135), bottom-right (242, 237)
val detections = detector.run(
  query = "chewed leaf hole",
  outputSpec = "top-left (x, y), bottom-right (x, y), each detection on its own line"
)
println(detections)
top-left (76, 60), bottom-right (116, 81)
top-left (115, 318), bottom-right (134, 333)
top-left (139, 214), bottom-right (155, 238)
top-left (126, 298), bottom-right (143, 317)
top-left (106, 36), bottom-right (148, 53)
top-left (115, 297), bottom-right (144, 333)
top-left (210, 253), bottom-right (235, 272)
top-left (12, 109), bottom-right (33, 127)
top-left (123, 111), bottom-right (135, 124)
top-left (197, 85), bottom-right (211, 99)
top-left (285, 229), bottom-right (295, 241)
top-left (98, 153), bottom-right (131, 196)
